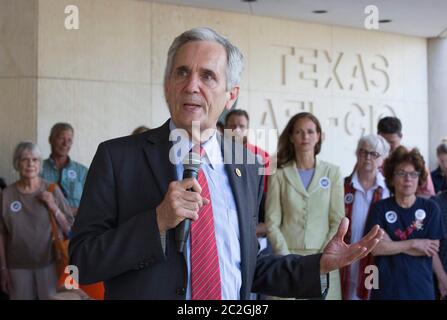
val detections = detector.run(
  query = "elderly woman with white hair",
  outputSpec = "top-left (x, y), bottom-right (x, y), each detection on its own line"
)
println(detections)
top-left (340, 134), bottom-right (390, 300)
top-left (0, 141), bottom-right (73, 300)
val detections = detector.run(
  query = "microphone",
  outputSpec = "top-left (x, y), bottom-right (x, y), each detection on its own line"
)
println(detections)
top-left (176, 150), bottom-right (201, 253)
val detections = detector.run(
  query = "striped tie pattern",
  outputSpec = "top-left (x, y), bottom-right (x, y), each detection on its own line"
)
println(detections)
top-left (190, 146), bottom-right (222, 300)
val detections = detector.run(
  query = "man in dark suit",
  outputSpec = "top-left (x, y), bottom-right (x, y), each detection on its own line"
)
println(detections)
top-left (69, 27), bottom-right (382, 300)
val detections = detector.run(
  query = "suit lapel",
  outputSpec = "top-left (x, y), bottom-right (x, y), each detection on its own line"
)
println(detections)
top-left (306, 160), bottom-right (324, 195)
top-left (143, 120), bottom-right (178, 195)
top-left (283, 162), bottom-right (309, 197)
top-left (220, 135), bottom-right (251, 298)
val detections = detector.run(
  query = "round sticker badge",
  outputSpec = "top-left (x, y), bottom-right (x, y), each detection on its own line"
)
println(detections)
top-left (10, 201), bottom-right (22, 213)
top-left (385, 211), bottom-right (397, 224)
top-left (67, 169), bottom-right (77, 180)
top-left (415, 209), bottom-right (426, 221)
top-left (344, 193), bottom-right (354, 204)
top-left (319, 177), bottom-right (330, 189)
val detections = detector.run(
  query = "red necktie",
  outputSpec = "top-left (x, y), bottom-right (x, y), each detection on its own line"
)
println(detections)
top-left (190, 146), bottom-right (222, 300)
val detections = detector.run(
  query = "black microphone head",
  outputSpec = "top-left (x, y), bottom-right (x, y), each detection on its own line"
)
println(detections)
top-left (182, 151), bottom-right (201, 174)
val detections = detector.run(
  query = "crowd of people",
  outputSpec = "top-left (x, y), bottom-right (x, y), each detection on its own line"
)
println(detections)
top-left (0, 27), bottom-right (446, 300)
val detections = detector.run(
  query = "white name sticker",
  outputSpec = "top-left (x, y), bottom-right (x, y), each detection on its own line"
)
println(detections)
top-left (10, 201), bottom-right (22, 213)
top-left (67, 169), bottom-right (77, 180)
top-left (415, 209), bottom-right (426, 221)
top-left (385, 211), bottom-right (397, 224)
top-left (319, 177), bottom-right (330, 189)
top-left (344, 193), bottom-right (354, 204)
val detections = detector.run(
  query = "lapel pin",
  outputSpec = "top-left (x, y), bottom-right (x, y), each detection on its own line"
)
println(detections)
top-left (235, 168), bottom-right (242, 177)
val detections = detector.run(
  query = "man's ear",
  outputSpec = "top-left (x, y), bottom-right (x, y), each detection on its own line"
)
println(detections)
top-left (224, 86), bottom-right (240, 111)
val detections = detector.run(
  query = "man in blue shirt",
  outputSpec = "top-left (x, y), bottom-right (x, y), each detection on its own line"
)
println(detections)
top-left (41, 123), bottom-right (88, 215)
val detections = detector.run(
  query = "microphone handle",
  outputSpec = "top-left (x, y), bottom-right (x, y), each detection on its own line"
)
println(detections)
top-left (176, 170), bottom-right (198, 253)
top-left (176, 218), bottom-right (191, 253)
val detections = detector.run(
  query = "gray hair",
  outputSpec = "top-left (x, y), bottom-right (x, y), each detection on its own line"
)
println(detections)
top-left (13, 141), bottom-right (42, 171)
top-left (356, 134), bottom-right (390, 158)
top-left (164, 27), bottom-right (244, 90)
top-left (49, 122), bottom-right (74, 141)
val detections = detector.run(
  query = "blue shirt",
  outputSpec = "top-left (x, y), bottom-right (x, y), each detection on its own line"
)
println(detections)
top-left (169, 121), bottom-right (242, 300)
top-left (41, 157), bottom-right (88, 208)
top-left (298, 168), bottom-right (315, 190)
top-left (365, 197), bottom-right (444, 300)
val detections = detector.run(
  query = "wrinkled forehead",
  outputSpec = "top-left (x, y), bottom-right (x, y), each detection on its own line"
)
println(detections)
top-left (53, 129), bottom-right (73, 139)
top-left (173, 40), bottom-right (227, 71)
top-left (358, 141), bottom-right (379, 153)
top-left (20, 148), bottom-right (41, 159)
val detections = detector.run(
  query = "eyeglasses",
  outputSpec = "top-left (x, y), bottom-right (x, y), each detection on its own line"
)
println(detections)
top-left (394, 170), bottom-right (421, 179)
top-left (358, 149), bottom-right (381, 159)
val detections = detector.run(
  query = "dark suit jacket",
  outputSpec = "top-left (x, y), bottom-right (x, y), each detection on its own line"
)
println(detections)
top-left (69, 120), bottom-right (323, 299)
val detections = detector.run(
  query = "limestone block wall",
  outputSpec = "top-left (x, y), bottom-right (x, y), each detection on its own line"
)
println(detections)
top-left (0, 0), bottom-right (38, 183)
top-left (428, 38), bottom-right (447, 170)
top-left (37, 0), bottom-right (152, 175)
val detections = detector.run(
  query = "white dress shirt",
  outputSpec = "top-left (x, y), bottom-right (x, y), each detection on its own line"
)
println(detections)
top-left (347, 171), bottom-right (389, 300)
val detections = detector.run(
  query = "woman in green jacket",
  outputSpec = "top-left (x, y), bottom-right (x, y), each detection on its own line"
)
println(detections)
top-left (266, 112), bottom-right (345, 300)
